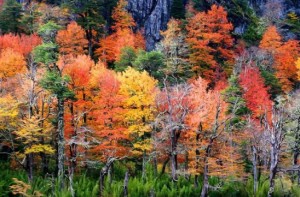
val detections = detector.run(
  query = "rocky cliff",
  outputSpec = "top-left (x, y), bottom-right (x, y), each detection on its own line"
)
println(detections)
top-left (127, 0), bottom-right (300, 50)
top-left (127, 0), bottom-right (173, 51)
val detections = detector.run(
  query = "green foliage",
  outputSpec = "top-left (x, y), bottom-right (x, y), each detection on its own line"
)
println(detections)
top-left (0, 0), bottom-right (22, 34)
top-left (37, 21), bottom-right (62, 42)
top-left (242, 17), bottom-right (265, 45)
top-left (132, 50), bottom-right (166, 82)
top-left (223, 74), bottom-right (249, 128)
top-left (40, 70), bottom-right (75, 100)
top-left (171, 0), bottom-right (185, 19)
top-left (63, 0), bottom-right (107, 33)
top-left (19, 3), bottom-right (42, 34)
top-left (284, 12), bottom-right (300, 37)
top-left (33, 42), bottom-right (59, 65)
top-left (114, 47), bottom-right (137, 71)
top-left (260, 69), bottom-right (283, 100)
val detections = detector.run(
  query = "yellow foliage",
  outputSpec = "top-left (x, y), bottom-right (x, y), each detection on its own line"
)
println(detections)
top-left (0, 95), bottom-right (19, 130)
top-left (296, 57), bottom-right (300, 80)
top-left (10, 178), bottom-right (43, 197)
top-left (118, 67), bottom-right (158, 152)
top-left (15, 116), bottom-right (54, 155)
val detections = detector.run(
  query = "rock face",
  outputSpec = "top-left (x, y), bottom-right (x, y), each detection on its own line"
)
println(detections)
top-left (127, 0), bottom-right (173, 51)
top-left (127, 0), bottom-right (300, 50)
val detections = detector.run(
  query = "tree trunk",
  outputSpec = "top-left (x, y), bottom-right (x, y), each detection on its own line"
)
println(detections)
top-left (268, 141), bottom-right (278, 197)
top-left (142, 150), bottom-right (146, 181)
top-left (184, 151), bottom-right (190, 180)
top-left (57, 98), bottom-right (65, 189)
top-left (194, 175), bottom-right (199, 188)
top-left (171, 129), bottom-right (178, 181)
top-left (99, 158), bottom-right (116, 197)
top-left (27, 153), bottom-right (33, 182)
top-left (252, 146), bottom-right (258, 195)
top-left (153, 151), bottom-right (158, 177)
top-left (123, 171), bottom-right (129, 197)
top-left (160, 157), bottom-right (170, 176)
top-left (201, 139), bottom-right (213, 197)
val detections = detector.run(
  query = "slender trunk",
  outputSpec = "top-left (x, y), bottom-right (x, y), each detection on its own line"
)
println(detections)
top-left (57, 98), bottom-right (65, 189)
top-left (171, 129), bottom-right (177, 181)
top-left (184, 151), bottom-right (189, 180)
top-left (201, 157), bottom-right (209, 197)
top-left (153, 151), bottom-right (158, 177)
top-left (252, 146), bottom-right (258, 195)
top-left (99, 170), bottom-right (105, 197)
top-left (142, 150), bottom-right (146, 181)
top-left (201, 138), bottom-right (213, 197)
top-left (294, 117), bottom-right (300, 185)
top-left (123, 171), bottom-right (129, 197)
top-left (268, 141), bottom-right (278, 197)
top-left (68, 160), bottom-right (75, 197)
top-left (108, 162), bottom-right (113, 184)
top-left (160, 157), bottom-right (170, 176)
top-left (194, 175), bottom-right (199, 188)
top-left (27, 153), bottom-right (33, 182)
top-left (99, 158), bottom-right (116, 197)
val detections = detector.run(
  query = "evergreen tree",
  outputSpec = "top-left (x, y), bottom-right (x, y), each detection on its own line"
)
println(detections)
top-left (34, 21), bottom-right (74, 189)
top-left (223, 74), bottom-right (249, 128)
top-left (0, 0), bottom-right (22, 34)
top-left (171, 0), bottom-right (185, 19)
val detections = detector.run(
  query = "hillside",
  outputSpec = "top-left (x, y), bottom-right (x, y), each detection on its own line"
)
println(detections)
top-left (0, 0), bottom-right (300, 196)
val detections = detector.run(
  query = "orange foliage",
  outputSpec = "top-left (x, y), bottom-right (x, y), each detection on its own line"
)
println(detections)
top-left (96, 0), bottom-right (145, 62)
top-left (0, 33), bottom-right (42, 57)
top-left (90, 66), bottom-right (130, 160)
top-left (0, 48), bottom-right (26, 79)
top-left (259, 26), bottom-right (282, 52)
top-left (56, 21), bottom-right (88, 56)
top-left (186, 5), bottom-right (234, 84)
top-left (260, 26), bottom-right (300, 92)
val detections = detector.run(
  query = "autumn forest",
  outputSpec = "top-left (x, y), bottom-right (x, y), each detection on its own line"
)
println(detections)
top-left (0, 0), bottom-right (300, 196)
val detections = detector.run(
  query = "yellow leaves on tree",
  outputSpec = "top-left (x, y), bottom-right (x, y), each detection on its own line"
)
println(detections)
top-left (0, 95), bottom-right (19, 131)
top-left (296, 58), bottom-right (300, 80)
top-left (96, 0), bottom-right (145, 62)
top-left (0, 48), bottom-right (26, 79)
top-left (186, 4), bottom-right (234, 84)
top-left (118, 67), bottom-right (158, 153)
top-left (56, 21), bottom-right (88, 56)
top-left (15, 116), bottom-right (54, 155)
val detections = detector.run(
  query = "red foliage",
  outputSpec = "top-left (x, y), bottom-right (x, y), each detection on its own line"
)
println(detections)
top-left (0, 33), bottom-right (42, 57)
top-left (239, 67), bottom-right (273, 120)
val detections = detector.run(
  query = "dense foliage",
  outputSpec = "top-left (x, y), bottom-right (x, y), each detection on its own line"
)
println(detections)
top-left (0, 0), bottom-right (300, 197)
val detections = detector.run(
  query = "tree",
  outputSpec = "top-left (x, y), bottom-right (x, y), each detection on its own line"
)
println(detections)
top-left (56, 21), bottom-right (88, 56)
top-left (34, 21), bottom-right (74, 189)
top-left (66, 0), bottom-right (109, 57)
top-left (259, 26), bottom-right (282, 52)
top-left (96, 0), bottom-right (145, 63)
top-left (132, 50), bottom-right (165, 82)
top-left (0, 33), bottom-right (42, 57)
top-left (223, 73), bottom-right (249, 129)
top-left (187, 77), bottom-right (243, 196)
top-left (186, 5), bottom-right (234, 85)
top-left (0, 49), bottom-right (26, 79)
top-left (118, 67), bottom-right (158, 179)
top-left (171, 0), bottom-right (185, 19)
top-left (156, 82), bottom-right (190, 181)
top-left (274, 40), bottom-right (299, 92)
top-left (239, 67), bottom-right (273, 121)
top-left (157, 19), bottom-right (192, 83)
top-left (0, 0), bottom-right (22, 34)
top-left (15, 116), bottom-right (54, 182)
